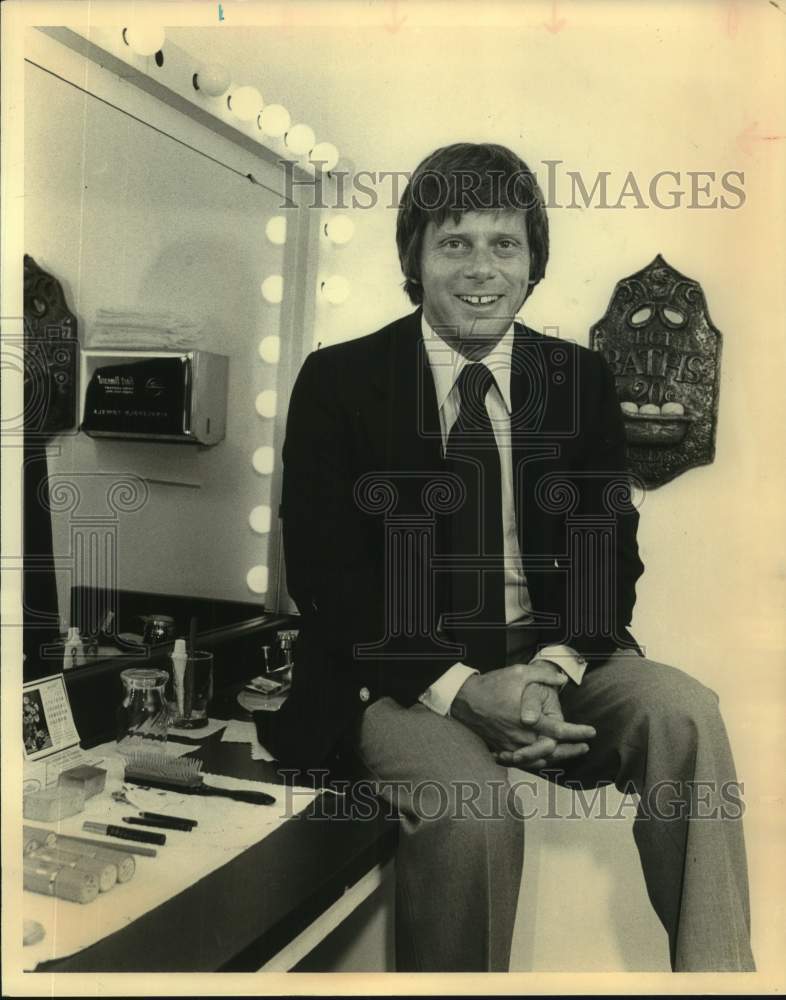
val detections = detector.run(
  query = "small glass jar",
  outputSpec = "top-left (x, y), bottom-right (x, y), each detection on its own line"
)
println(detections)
top-left (116, 668), bottom-right (169, 754)
top-left (140, 615), bottom-right (176, 645)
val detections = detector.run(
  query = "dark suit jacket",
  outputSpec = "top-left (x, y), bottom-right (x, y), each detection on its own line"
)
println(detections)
top-left (260, 309), bottom-right (644, 769)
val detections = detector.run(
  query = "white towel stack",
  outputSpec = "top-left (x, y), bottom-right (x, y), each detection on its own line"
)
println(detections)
top-left (88, 309), bottom-right (204, 350)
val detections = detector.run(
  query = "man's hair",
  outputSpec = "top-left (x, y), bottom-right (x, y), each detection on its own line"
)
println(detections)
top-left (396, 142), bottom-right (549, 306)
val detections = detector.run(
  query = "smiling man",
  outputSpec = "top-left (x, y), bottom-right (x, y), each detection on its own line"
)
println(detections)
top-left (273, 143), bottom-right (754, 972)
top-left (418, 209), bottom-right (533, 360)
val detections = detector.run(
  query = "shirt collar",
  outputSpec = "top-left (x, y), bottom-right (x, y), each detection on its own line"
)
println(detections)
top-left (420, 313), bottom-right (515, 415)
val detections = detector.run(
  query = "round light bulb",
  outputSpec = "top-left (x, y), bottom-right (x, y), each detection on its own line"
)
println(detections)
top-left (323, 215), bottom-right (355, 245)
top-left (329, 156), bottom-right (356, 180)
top-left (258, 103), bottom-right (291, 138)
top-left (310, 142), bottom-right (340, 173)
top-left (284, 123), bottom-right (316, 156)
top-left (228, 85), bottom-right (264, 122)
top-left (265, 216), bottom-right (287, 245)
top-left (194, 63), bottom-right (231, 98)
top-left (258, 336), bottom-right (281, 364)
top-left (246, 565), bottom-right (269, 594)
top-left (320, 275), bottom-right (351, 305)
top-left (123, 25), bottom-right (166, 56)
top-left (249, 504), bottom-right (272, 534)
top-left (252, 446), bottom-right (275, 475)
top-left (260, 275), bottom-right (284, 304)
top-left (255, 390), bottom-right (277, 418)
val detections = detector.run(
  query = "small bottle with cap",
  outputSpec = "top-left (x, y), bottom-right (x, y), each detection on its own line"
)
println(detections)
top-left (169, 638), bottom-right (188, 721)
top-left (63, 627), bottom-right (86, 670)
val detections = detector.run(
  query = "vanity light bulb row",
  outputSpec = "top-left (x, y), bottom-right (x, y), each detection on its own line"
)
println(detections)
top-left (113, 31), bottom-right (348, 604)
top-left (123, 38), bottom-right (341, 177)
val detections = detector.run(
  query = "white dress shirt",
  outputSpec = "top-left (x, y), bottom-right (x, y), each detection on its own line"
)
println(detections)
top-left (417, 315), bottom-right (586, 716)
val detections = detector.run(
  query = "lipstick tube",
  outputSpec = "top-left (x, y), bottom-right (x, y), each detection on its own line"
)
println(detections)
top-left (139, 811), bottom-right (197, 828)
top-left (123, 815), bottom-right (194, 832)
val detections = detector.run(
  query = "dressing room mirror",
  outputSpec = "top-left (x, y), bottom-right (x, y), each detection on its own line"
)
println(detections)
top-left (22, 26), bottom-right (323, 675)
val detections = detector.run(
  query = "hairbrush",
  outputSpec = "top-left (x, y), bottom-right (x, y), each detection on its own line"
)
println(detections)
top-left (123, 752), bottom-right (276, 806)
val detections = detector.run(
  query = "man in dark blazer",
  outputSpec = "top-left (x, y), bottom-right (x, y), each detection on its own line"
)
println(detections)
top-left (268, 143), bottom-right (754, 972)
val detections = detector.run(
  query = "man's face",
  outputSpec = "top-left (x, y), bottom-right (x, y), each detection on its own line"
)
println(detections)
top-left (419, 210), bottom-right (532, 357)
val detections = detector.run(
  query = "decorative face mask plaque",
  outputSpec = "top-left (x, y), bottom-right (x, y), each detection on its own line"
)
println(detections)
top-left (589, 255), bottom-right (721, 488)
top-left (23, 254), bottom-right (79, 440)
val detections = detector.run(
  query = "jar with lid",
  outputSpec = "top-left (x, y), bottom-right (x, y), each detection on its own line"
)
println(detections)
top-left (116, 668), bottom-right (169, 754)
top-left (140, 615), bottom-right (176, 646)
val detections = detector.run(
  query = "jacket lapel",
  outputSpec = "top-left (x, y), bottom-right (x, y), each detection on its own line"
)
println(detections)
top-left (365, 309), bottom-right (449, 619)
top-left (510, 323), bottom-right (562, 567)
top-left (371, 308), bottom-right (443, 474)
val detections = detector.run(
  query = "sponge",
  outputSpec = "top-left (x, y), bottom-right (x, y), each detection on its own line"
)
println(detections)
top-left (58, 764), bottom-right (107, 800)
top-left (23, 785), bottom-right (85, 822)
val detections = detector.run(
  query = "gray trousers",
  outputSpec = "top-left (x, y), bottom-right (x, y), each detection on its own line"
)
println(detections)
top-left (350, 644), bottom-right (754, 972)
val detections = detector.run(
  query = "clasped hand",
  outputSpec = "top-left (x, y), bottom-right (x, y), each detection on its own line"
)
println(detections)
top-left (451, 660), bottom-right (596, 770)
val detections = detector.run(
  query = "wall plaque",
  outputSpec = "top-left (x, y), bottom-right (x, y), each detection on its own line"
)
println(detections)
top-left (590, 255), bottom-right (721, 488)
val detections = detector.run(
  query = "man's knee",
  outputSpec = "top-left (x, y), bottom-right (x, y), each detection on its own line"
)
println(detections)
top-left (404, 776), bottom-right (524, 873)
top-left (408, 772), bottom-right (514, 824)
top-left (634, 661), bottom-right (723, 751)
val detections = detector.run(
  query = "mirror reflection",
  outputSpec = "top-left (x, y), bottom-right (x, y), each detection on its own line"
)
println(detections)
top-left (22, 30), bottom-right (320, 676)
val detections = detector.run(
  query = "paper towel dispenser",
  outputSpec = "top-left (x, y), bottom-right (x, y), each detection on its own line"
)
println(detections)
top-left (80, 350), bottom-right (228, 445)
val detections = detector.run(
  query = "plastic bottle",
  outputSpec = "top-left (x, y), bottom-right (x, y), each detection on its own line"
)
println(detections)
top-left (63, 627), bottom-right (86, 670)
top-left (170, 638), bottom-right (187, 718)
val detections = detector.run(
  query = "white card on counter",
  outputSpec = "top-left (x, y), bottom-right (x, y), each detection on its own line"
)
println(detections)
top-left (23, 674), bottom-right (80, 762)
top-left (167, 717), bottom-right (227, 739)
top-left (23, 674), bottom-right (84, 790)
top-left (220, 719), bottom-right (257, 743)
top-left (221, 719), bottom-right (275, 761)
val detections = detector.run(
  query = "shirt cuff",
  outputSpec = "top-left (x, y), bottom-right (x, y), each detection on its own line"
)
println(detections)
top-left (535, 645), bottom-right (587, 686)
top-left (419, 663), bottom-right (480, 717)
